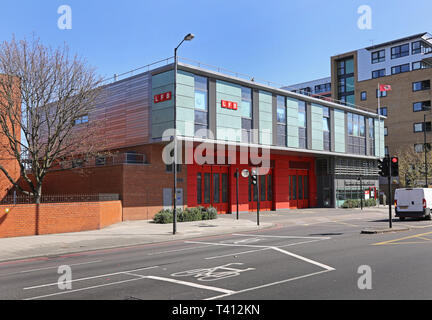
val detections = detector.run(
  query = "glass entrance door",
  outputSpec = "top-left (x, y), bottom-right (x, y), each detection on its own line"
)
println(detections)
top-left (288, 170), bottom-right (310, 209)
top-left (196, 165), bottom-right (229, 214)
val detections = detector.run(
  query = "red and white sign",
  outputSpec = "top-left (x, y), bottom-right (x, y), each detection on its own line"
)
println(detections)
top-left (221, 100), bottom-right (238, 110)
top-left (154, 91), bottom-right (172, 104)
top-left (379, 84), bottom-right (392, 92)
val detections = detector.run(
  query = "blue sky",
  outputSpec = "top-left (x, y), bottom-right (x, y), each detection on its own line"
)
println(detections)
top-left (1, 0), bottom-right (431, 86)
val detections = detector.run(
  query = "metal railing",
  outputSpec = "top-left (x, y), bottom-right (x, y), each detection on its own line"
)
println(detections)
top-left (1, 193), bottom-right (120, 205)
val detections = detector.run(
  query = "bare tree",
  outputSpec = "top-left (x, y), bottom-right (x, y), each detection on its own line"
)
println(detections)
top-left (0, 35), bottom-right (104, 203)
top-left (396, 146), bottom-right (432, 187)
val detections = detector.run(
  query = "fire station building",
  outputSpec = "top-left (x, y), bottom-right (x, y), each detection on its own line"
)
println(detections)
top-left (38, 60), bottom-right (385, 220)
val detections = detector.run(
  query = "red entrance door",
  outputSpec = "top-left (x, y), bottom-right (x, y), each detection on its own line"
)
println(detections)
top-left (288, 170), bottom-right (310, 209)
top-left (249, 169), bottom-right (274, 212)
top-left (196, 165), bottom-right (229, 214)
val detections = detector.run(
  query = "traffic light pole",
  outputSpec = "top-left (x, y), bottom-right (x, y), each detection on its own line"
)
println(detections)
top-left (388, 157), bottom-right (393, 229)
top-left (236, 169), bottom-right (239, 220)
top-left (257, 171), bottom-right (260, 226)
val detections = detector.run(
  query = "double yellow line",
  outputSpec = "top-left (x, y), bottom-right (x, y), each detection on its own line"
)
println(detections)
top-left (373, 231), bottom-right (432, 246)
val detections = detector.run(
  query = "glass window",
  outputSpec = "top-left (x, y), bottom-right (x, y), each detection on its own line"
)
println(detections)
top-left (369, 118), bottom-right (374, 138)
top-left (384, 127), bottom-right (388, 136)
top-left (346, 77), bottom-right (355, 92)
top-left (222, 174), bottom-right (228, 203)
top-left (361, 91), bottom-right (367, 101)
top-left (345, 59), bottom-right (354, 74)
top-left (359, 116), bottom-right (365, 137)
top-left (413, 80), bottom-right (431, 92)
top-left (197, 173), bottom-right (202, 204)
top-left (298, 176), bottom-right (303, 200)
top-left (391, 43), bottom-right (410, 59)
top-left (304, 176), bottom-right (309, 200)
top-left (376, 107), bottom-right (387, 117)
top-left (292, 176), bottom-right (297, 200)
top-left (213, 173), bottom-right (220, 203)
top-left (267, 175), bottom-right (272, 201)
top-left (415, 144), bottom-right (424, 153)
top-left (353, 114), bottom-right (359, 136)
top-left (372, 69), bottom-right (386, 78)
top-left (241, 87), bottom-right (252, 118)
top-left (391, 64), bottom-right (410, 75)
top-left (298, 103), bottom-right (306, 127)
top-left (204, 173), bottom-right (210, 204)
top-left (260, 175), bottom-right (266, 201)
top-left (348, 113), bottom-right (353, 135)
top-left (414, 123), bottom-right (424, 132)
top-left (376, 89), bottom-right (387, 98)
top-left (372, 50), bottom-right (385, 63)
top-left (277, 96), bottom-right (286, 123)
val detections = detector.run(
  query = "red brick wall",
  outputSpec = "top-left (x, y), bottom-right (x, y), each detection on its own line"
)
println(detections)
top-left (0, 201), bottom-right (122, 239)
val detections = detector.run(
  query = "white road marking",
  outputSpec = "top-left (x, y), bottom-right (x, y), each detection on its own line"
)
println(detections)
top-left (23, 266), bottom-right (159, 290)
top-left (129, 274), bottom-right (235, 295)
top-left (205, 270), bottom-right (332, 300)
top-left (186, 240), bottom-right (335, 272)
top-left (25, 278), bottom-right (145, 300)
top-left (204, 239), bottom-right (326, 260)
top-left (271, 247), bottom-right (335, 271)
top-left (232, 234), bottom-right (331, 240)
top-left (147, 245), bottom-right (213, 256)
top-left (0, 260), bottom-right (103, 277)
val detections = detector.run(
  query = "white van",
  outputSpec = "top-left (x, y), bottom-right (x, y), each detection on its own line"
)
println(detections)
top-left (394, 188), bottom-right (432, 220)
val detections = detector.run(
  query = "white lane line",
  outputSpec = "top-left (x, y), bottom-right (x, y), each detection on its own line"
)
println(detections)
top-left (0, 260), bottom-right (103, 277)
top-left (205, 248), bottom-right (271, 260)
top-left (232, 234), bottom-right (331, 240)
top-left (205, 270), bottom-right (332, 300)
top-left (271, 247), bottom-right (335, 271)
top-left (128, 274), bottom-right (235, 295)
top-left (23, 266), bottom-right (159, 290)
top-left (25, 278), bottom-right (144, 300)
top-left (186, 241), bottom-right (335, 271)
top-left (148, 245), bottom-right (213, 256)
top-left (204, 239), bottom-right (325, 260)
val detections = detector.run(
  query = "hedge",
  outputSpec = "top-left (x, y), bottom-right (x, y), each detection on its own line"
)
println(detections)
top-left (341, 198), bottom-right (377, 209)
top-left (153, 206), bottom-right (218, 224)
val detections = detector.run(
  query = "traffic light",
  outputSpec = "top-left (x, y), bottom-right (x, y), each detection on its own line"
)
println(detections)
top-left (378, 158), bottom-right (390, 177)
top-left (391, 157), bottom-right (399, 177)
top-left (251, 169), bottom-right (258, 185)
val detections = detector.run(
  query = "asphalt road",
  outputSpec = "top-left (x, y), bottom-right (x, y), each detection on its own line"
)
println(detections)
top-left (1, 209), bottom-right (432, 300)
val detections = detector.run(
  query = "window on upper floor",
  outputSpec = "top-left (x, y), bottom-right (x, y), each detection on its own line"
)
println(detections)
top-left (412, 40), bottom-right (432, 55)
top-left (372, 50), bottom-right (385, 64)
top-left (376, 89), bottom-right (387, 98)
top-left (377, 107), bottom-right (387, 117)
top-left (74, 114), bottom-right (89, 126)
top-left (241, 86), bottom-right (253, 143)
top-left (413, 101), bottom-right (431, 112)
top-left (322, 107), bottom-right (330, 151)
top-left (384, 127), bottom-right (388, 136)
top-left (391, 43), bottom-right (410, 59)
top-left (414, 122), bottom-right (432, 133)
top-left (298, 102), bottom-right (307, 149)
top-left (194, 75), bottom-right (208, 138)
top-left (372, 69), bottom-right (386, 79)
top-left (412, 61), bottom-right (430, 70)
top-left (413, 80), bottom-right (431, 92)
top-left (314, 83), bottom-right (331, 94)
top-left (391, 63), bottom-right (410, 75)
top-left (347, 113), bottom-right (366, 155)
top-left (276, 95), bottom-right (287, 147)
top-left (361, 91), bottom-right (367, 101)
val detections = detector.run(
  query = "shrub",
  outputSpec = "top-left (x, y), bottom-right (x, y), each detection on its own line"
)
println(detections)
top-left (153, 206), bottom-right (218, 224)
top-left (153, 209), bottom-right (173, 224)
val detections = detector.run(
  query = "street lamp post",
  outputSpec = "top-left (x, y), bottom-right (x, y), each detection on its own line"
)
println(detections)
top-left (173, 33), bottom-right (194, 235)
top-left (423, 106), bottom-right (431, 188)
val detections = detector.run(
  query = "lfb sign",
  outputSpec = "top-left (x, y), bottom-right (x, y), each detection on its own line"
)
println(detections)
top-left (154, 92), bottom-right (172, 104)
top-left (221, 100), bottom-right (238, 110)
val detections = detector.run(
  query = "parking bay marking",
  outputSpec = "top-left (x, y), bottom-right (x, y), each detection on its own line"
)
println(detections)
top-left (373, 230), bottom-right (432, 246)
top-left (185, 240), bottom-right (335, 271)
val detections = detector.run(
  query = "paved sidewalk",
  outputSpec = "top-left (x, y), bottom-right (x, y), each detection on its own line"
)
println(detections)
top-left (0, 217), bottom-right (273, 262)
